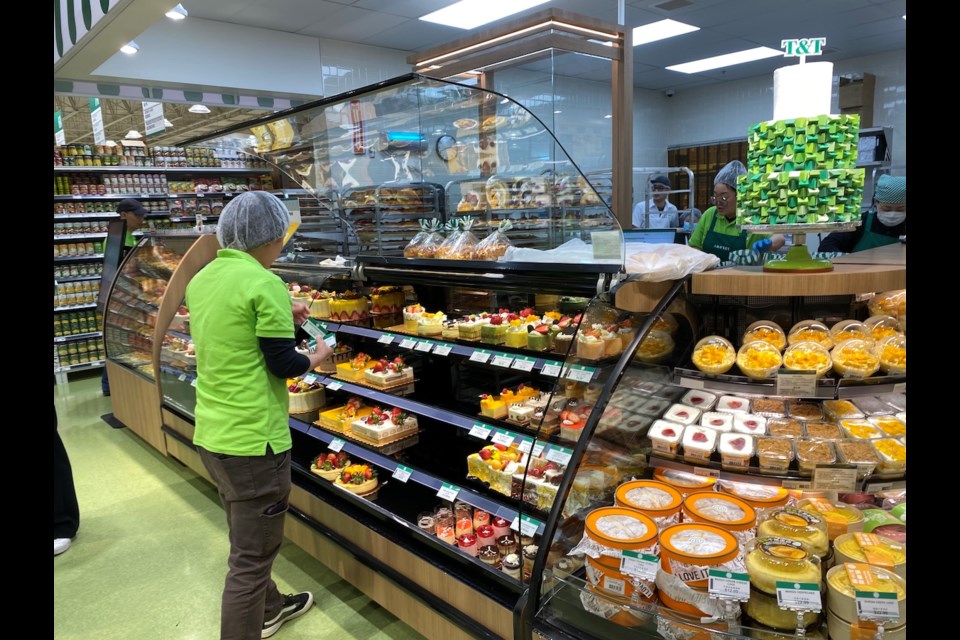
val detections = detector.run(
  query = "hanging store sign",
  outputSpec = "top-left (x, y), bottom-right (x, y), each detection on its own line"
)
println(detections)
top-left (142, 101), bottom-right (166, 137)
top-left (89, 98), bottom-right (105, 145)
top-left (55, 111), bottom-right (66, 145)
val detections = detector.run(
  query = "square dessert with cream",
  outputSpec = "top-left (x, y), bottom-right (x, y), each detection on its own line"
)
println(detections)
top-left (681, 426), bottom-right (717, 463)
top-left (662, 403), bottom-right (701, 426)
top-left (351, 406), bottom-right (418, 443)
top-left (719, 433), bottom-right (754, 470)
top-left (700, 412), bottom-right (733, 432)
top-left (508, 403), bottom-right (534, 425)
top-left (648, 419), bottom-right (684, 456)
top-left (363, 356), bottom-right (413, 387)
top-left (733, 414), bottom-right (768, 436)
top-left (681, 390), bottom-right (718, 411)
top-left (716, 395), bottom-right (751, 414)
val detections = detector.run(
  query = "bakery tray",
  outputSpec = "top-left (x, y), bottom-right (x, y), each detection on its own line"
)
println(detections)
top-left (332, 374), bottom-right (417, 393)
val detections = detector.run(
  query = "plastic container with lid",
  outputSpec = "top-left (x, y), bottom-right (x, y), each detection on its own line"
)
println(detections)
top-left (827, 607), bottom-right (906, 640)
top-left (743, 320), bottom-right (787, 351)
top-left (767, 418), bottom-right (804, 439)
top-left (798, 497), bottom-right (864, 540)
top-left (876, 333), bottom-right (906, 375)
top-left (840, 419), bottom-right (882, 440)
top-left (699, 411), bottom-right (733, 432)
top-left (867, 290), bottom-right (906, 318)
top-left (681, 426), bottom-right (718, 463)
top-left (827, 562), bottom-right (906, 625)
top-left (579, 507), bottom-right (658, 558)
top-left (788, 320), bottom-right (834, 349)
top-left (822, 399), bottom-right (864, 421)
top-left (829, 319), bottom-right (873, 346)
top-left (755, 437), bottom-right (794, 474)
top-left (864, 314), bottom-right (902, 342)
top-left (736, 340), bottom-right (783, 380)
top-left (650, 312), bottom-right (679, 336)
top-left (718, 480), bottom-right (790, 510)
top-left (831, 338), bottom-right (880, 378)
top-left (872, 438), bottom-right (906, 475)
top-left (690, 335), bottom-right (737, 375)
top-left (851, 396), bottom-right (895, 416)
top-left (733, 413), bottom-right (767, 436)
top-left (868, 415), bottom-right (906, 437)
top-left (718, 432), bottom-right (754, 471)
top-left (833, 532), bottom-right (906, 579)
top-left (749, 399), bottom-right (785, 419)
top-left (804, 421), bottom-right (842, 440)
top-left (614, 479), bottom-right (683, 529)
top-left (876, 392), bottom-right (906, 412)
top-left (632, 329), bottom-right (675, 364)
top-left (662, 403), bottom-right (701, 426)
top-left (716, 395), bottom-right (751, 414)
top-left (682, 491), bottom-right (756, 548)
top-left (745, 536), bottom-right (821, 595)
top-left (680, 389), bottom-right (718, 411)
top-left (756, 507), bottom-right (830, 557)
top-left (647, 420), bottom-right (684, 456)
top-left (744, 583), bottom-right (822, 631)
top-left (653, 468), bottom-right (716, 496)
top-left (659, 522), bottom-right (742, 589)
top-left (787, 400), bottom-right (824, 421)
top-left (795, 439), bottom-right (837, 476)
top-left (783, 340), bottom-right (833, 378)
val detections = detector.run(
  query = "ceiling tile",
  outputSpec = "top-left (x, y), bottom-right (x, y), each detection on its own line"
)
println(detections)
top-left (299, 6), bottom-right (413, 40)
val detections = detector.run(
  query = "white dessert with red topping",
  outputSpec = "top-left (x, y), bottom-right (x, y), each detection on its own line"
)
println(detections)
top-left (363, 356), bottom-right (413, 387)
top-left (716, 395), bottom-right (751, 414)
top-left (648, 419), bottom-right (684, 455)
top-left (681, 390), bottom-right (718, 411)
top-left (682, 426), bottom-right (717, 463)
top-left (663, 403), bottom-right (701, 426)
top-left (719, 433), bottom-right (754, 470)
top-left (700, 412), bottom-right (733, 432)
top-left (733, 414), bottom-right (768, 436)
top-left (350, 406), bottom-right (418, 443)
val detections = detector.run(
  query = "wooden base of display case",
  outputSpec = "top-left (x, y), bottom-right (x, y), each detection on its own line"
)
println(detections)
top-left (106, 360), bottom-right (165, 453)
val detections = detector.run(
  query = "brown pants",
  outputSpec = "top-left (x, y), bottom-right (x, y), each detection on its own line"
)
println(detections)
top-left (199, 446), bottom-right (291, 640)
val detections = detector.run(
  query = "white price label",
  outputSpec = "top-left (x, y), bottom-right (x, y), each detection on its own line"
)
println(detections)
top-left (399, 338), bottom-right (417, 349)
top-left (469, 423), bottom-right (492, 440)
top-left (323, 334), bottom-right (337, 348)
top-left (378, 334), bottom-right (394, 345)
top-left (325, 381), bottom-right (343, 391)
top-left (511, 357), bottom-right (535, 372)
top-left (491, 430), bottom-right (516, 447)
top-left (510, 516), bottom-right (520, 532)
top-left (776, 370), bottom-right (818, 397)
top-left (178, 373), bottom-right (187, 382)
top-left (620, 551), bottom-right (659, 582)
top-left (813, 465), bottom-right (859, 492)
top-left (532, 442), bottom-right (546, 457)
top-left (854, 591), bottom-right (900, 621)
top-left (328, 438), bottom-right (345, 452)
top-left (433, 344), bottom-right (452, 357)
top-left (540, 361), bottom-right (562, 377)
top-left (545, 446), bottom-right (572, 466)
top-left (776, 582), bottom-right (822, 612)
top-left (565, 366), bottom-right (594, 383)
top-left (302, 374), bottom-right (318, 385)
top-left (392, 465), bottom-right (412, 483)
top-left (519, 515), bottom-right (540, 537)
top-left (437, 483), bottom-right (460, 502)
top-left (415, 341), bottom-right (433, 352)
top-left (190, 377), bottom-right (197, 387)
top-left (693, 466), bottom-right (721, 479)
top-left (708, 570), bottom-right (751, 601)
top-left (469, 350), bottom-right (491, 364)
top-left (517, 438), bottom-right (533, 454)
top-left (491, 354), bottom-right (513, 368)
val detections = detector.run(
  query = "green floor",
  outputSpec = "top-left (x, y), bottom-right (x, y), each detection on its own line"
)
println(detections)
top-left (54, 372), bottom-right (427, 640)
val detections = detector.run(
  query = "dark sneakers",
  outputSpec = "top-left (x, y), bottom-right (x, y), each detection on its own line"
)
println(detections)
top-left (262, 592), bottom-right (314, 638)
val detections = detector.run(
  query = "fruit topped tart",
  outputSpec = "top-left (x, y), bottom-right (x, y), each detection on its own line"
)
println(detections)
top-left (310, 451), bottom-right (351, 481)
top-left (364, 355), bottom-right (414, 387)
top-left (334, 464), bottom-right (379, 494)
top-left (336, 353), bottom-right (374, 381)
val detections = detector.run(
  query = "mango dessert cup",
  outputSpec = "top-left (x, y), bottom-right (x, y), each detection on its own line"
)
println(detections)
top-left (691, 335), bottom-right (736, 375)
top-left (743, 320), bottom-right (786, 351)
top-left (831, 338), bottom-right (880, 378)
top-left (787, 320), bottom-right (834, 350)
top-left (782, 340), bottom-right (832, 378)
top-left (736, 340), bottom-right (782, 380)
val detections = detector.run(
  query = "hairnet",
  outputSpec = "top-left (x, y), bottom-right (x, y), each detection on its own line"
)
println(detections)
top-left (714, 160), bottom-right (747, 190)
top-left (216, 191), bottom-right (290, 251)
top-left (874, 175), bottom-right (906, 204)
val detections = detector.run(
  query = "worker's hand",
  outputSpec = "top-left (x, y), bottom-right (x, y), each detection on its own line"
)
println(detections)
top-left (751, 238), bottom-right (773, 253)
top-left (292, 302), bottom-right (311, 325)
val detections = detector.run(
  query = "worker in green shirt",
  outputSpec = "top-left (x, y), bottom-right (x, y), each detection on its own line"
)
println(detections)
top-left (689, 160), bottom-right (785, 262)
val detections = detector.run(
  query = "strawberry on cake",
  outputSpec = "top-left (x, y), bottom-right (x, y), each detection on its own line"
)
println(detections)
top-left (310, 451), bottom-right (351, 481)
top-left (336, 353), bottom-right (374, 382)
top-left (351, 406), bottom-right (418, 443)
top-left (364, 356), bottom-right (413, 387)
top-left (369, 286), bottom-right (405, 315)
top-left (334, 464), bottom-right (378, 495)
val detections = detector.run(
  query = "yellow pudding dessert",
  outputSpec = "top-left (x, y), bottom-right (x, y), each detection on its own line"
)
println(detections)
top-left (783, 340), bottom-right (832, 377)
top-left (743, 320), bottom-right (786, 351)
top-left (757, 508), bottom-right (829, 557)
top-left (788, 320), bottom-right (834, 349)
top-left (876, 333), bottom-right (906, 375)
top-left (873, 437), bottom-right (906, 474)
top-left (798, 498), bottom-right (864, 540)
top-left (827, 563), bottom-right (906, 624)
top-left (831, 338), bottom-right (880, 378)
top-left (417, 311), bottom-right (446, 336)
top-left (691, 335), bottom-right (736, 375)
top-left (736, 340), bottom-right (782, 380)
top-left (833, 532), bottom-right (906, 578)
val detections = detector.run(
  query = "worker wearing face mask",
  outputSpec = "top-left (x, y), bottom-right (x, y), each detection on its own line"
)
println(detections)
top-left (818, 175), bottom-right (906, 253)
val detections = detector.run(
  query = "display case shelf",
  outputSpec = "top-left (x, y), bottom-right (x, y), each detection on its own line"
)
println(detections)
top-left (54, 194), bottom-right (169, 201)
top-left (54, 165), bottom-right (271, 173)
top-left (55, 275), bottom-right (102, 283)
top-left (54, 303), bottom-right (97, 311)
top-left (54, 331), bottom-right (103, 343)
top-left (672, 367), bottom-right (906, 399)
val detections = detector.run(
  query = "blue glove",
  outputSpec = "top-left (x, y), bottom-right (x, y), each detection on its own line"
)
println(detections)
top-left (752, 238), bottom-right (773, 253)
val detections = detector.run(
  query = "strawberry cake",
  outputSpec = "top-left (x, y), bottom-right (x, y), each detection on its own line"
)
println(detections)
top-left (351, 406), bottom-right (418, 443)
top-left (369, 286), bottom-right (405, 315)
top-left (310, 451), bottom-right (351, 481)
top-left (329, 291), bottom-right (370, 322)
top-left (334, 464), bottom-right (378, 495)
top-left (363, 356), bottom-right (413, 387)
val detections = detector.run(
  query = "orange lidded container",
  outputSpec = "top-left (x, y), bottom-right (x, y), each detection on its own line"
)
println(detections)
top-left (581, 507), bottom-right (659, 601)
top-left (653, 468), bottom-right (716, 497)
top-left (717, 480), bottom-right (790, 510)
top-left (657, 523), bottom-right (741, 616)
top-left (614, 479), bottom-right (683, 530)
top-left (681, 491), bottom-right (756, 549)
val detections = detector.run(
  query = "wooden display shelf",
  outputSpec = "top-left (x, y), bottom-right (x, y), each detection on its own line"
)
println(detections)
top-left (691, 262), bottom-right (905, 296)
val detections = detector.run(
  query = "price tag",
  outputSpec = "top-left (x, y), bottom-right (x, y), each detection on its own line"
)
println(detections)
top-left (378, 334), bottom-right (394, 345)
top-left (813, 465), bottom-right (859, 492)
top-left (302, 373), bottom-right (318, 385)
top-left (565, 365), bottom-right (595, 383)
top-left (545, 446), bottom-right (572, 466)
top-left (517, 437), bottom-right (533, 454)
top-left (708, 570), bottom-right (751, 602)
top-left (392, 465), bottom-right (412, 483)
top-left (510, 516), bottom-right (520, 532)
top-left (469, 350), bottom-right (491, 364)
top-left (469, 423), bottom-right (492, 440)
top-left (325, 381), bottom-right (343, 391)
top-left (178, 373), bottom-right (187, 382)
top-left (693, 466), bottom-right (721, 479)
top-left (436, 483), bottom-right (460, 502)
top-left (511, 356), bottom-right (535, 372)
top-left (415, 341), bottom-right (433, 352)
top-left (540, 361), bottom-right (563, 377)
top-left (893, 382), bottom-right (906, 393)
top-left (519, 515), bottom-right (541, 537)
top-left (323, 334), bottom-right (337, 348)
top-left (190, 377), bottom-right (197, 387)
top-left (532, 442), bottom-right (546, 457)
top-left (854, 591), bottom-right (900, 621)
top-left (328, 438), bottom-right (346, 452)
top-left (433, 344), bottom-right (452, 357)
top-left (776, 582), bottom-right (822, 612)
top-left (621, 551), bottom-right (659, 582)
top-left (301, 318), bottom-right (328, 340)
top-left (399, 338), bottom-right (417, 349)
top-left (491, 354), bottom-right (514, 368)
top-left (782, 479), bottom-right (813, 490)
top-left (776, 370), bottom-right (818, 397)
top-left (491, 430), bottom-right (516, 447)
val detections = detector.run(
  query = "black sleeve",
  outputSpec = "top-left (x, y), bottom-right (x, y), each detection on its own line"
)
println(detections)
top-left (258, 337), bottom-right (311, 379)
top-left (817, 230), bottom-right (857, 253)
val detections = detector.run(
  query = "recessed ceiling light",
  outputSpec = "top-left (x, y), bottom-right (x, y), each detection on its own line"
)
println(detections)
top-left (666, 46), bottom-right (782, 74)
top-left (902, 14), bottom-right (906, 19)
top-left (419, 0), bottom-right (551, 30)
top-left (632, 19), bottom-right (700, 46)
top-left (165, 3), bottom-right (188, 21)
top-left (189, 104), bottom-right (211, 114)
top-left (554, 110), bottom-right (562, 114)
top-left (120, 41), bottom-right (139, 55)
top-left (604, 114), bottom-right (612, 118)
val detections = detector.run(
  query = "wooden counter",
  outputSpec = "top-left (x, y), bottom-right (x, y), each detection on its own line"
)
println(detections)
top-left (831, 242), bottom-right (906, 265)
top-left (691, 261), bottom-right (905, 296)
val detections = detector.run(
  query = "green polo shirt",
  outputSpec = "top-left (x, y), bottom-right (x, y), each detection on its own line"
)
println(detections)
top-left (688, 207), bottom-right (769, 252)
top-left (186, 249), bottom-right (294, 456)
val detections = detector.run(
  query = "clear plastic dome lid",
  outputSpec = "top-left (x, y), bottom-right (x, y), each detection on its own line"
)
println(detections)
top-left (831, 338), bottom-right (880, 378)
top-left (743, 320), bottom-right (787, 351)
top-left (746, 536), bottom-right (820, 570)
top-left (691, 335), bottom-right (736, 375)
top-left (633, 329), bottom-right (675, 363)
top-left (863, 315), bottom-right (902, 342)
top-left (787, 320), bottom-right (834, 349)
top-left (876, 333), bottom-right (906, 375)
top-left (736, 340), bottom-right (783, 380)
top-left (650, 312), bottom-right (679, 335)
top-left (782, 340), bottom-right (832, 378)
top-left (829, 319), bottom-right (872, 346)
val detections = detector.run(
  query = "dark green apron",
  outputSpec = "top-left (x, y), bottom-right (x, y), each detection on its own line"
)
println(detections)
top-left (702, 210), bottom-right (748, 262)
top-left (853, 211), bottom-right (901, 252)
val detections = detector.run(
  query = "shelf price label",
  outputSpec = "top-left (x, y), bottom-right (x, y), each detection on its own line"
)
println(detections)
top-left (433, 344), bottom-right (452, 357)
top-left (540, 361), bottom-right (563, 377)
top-left (511, 356), bottom-right (535, 372)
top-left (621, 551), bottom-right (660, 582)
top-left (469, 422), bottom-right (492, 440)
top-left (325, 381), bottom-right (343, 391)
top-left (437, 483), bottom-right (460, 502)
top-left (190, 377), bottom-right (197, 387)
top-left (302, 318), bottom-right (328, 339)
top-left (512, 515), bottom-right (541, 537)
top-left (392, 465), bottom-right (412, 483)
top-left (854, 591), bottom-right (900, 621)
top-left (322, 334), bottom-right (337, 348)
top-left (328, 438), bottom-right (346, 452)
top-left (545, 446), bottom-right (573, 466)
top-left (491, 430), bottom-right (516, 447)
top-left (378, 333), bottom-right (395, 345)
top-left (776, 582), bottom-right (822, 612)
top-left (708, 570), bottom-right (751, 602)
top-left (469, 349), bottom-right (491, 364)
top-left (565, 364), bottom-right (595, 383)
top-left (415, 340), bottom-right (434, 352)
top-left (776, 370), bottom-right (817, 397)
top-left (532, 442), bottom-right (546, 457)
top-left (516, 437), bottom-right (534, 454)
top-left (490, 353), bottom-right (514, 368)
top-left (302, 373), bottom-right (318, 385)
top-left (813, 465), bottom-right (859, 492)
top-left (399, 338), bottom-right (417, 349)
top-left (178, 373), bottom-right (187, 382)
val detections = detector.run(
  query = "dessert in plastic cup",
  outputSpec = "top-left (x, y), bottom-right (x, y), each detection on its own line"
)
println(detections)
top-left (782, 340), bottom-right (832, 378)
top-left (691, 335), bottom-right (736, 375)
top-left (735, 340), bottom-right (782, 380)
top-left (830, 338), bottom-right (880, 378)
top-left (787, 320), bottom-right (834, 349)
top-left (876, 333), bottom-right (906, 375)
top-left (742, 320), bottom-right (786, 351)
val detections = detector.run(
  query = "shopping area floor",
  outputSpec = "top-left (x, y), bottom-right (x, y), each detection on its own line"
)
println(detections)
top-left (54, 372), bottom-right (427, 640)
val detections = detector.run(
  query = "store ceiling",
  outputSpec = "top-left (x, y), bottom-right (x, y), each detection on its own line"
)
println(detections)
top-left (55, 0), bottom-right (906, 147)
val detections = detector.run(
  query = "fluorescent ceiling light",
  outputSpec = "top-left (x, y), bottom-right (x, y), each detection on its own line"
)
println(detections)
top-left (420, 0), bottom-right (551, 30)
top-left (189, 104), bottom-right (211, 114)
top-left (603, 114), bottom-right (612, 119)
top-left (632, 19), bottom-right (699, 46)
top-left (554, 110), bottom-right (562, 114)
top-left (165, 3), bottom-right (188, 20)
top-left (120, 41), bottom-right (139, 55)
top-left (902, 14), bottom-right (906, 19)
top-left (125, 130), bottom-right (143, 139)
top-left (667, 46), bottom-right (782, 74)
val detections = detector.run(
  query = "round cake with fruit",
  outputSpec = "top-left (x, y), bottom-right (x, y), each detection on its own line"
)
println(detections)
top-left (310, 451), bottom-right (351, 481)
top-left (288, 377), bottom-right (325, 413)
top-left (334, 464), bottom-right (379, 496)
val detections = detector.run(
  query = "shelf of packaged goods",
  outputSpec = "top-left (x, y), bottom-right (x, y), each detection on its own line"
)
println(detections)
top-left (55, 275), bottom-right (102, 283)
top-left (170, 192), bottom-right (248, 199)
top-left (292, 417), bottom-right (547, 536)
top-left (54, 254), bottom-right (104, 263)
top-left (54, 359), bottom-right (105, 373)
top-left (54, 194), bottom-right (170, 201)
top-left (672, 367), bottom-right (906, 400)
top-left (54, 303), bottom-right (97, 312)
top-left (54, 233), bottom-right (108, 241)
top-left (54, 331), bottom-right (103, 343)
top-left (53, 212), bottom-right (120, 220)
top-left (54, 165), bottom-right (271, 173)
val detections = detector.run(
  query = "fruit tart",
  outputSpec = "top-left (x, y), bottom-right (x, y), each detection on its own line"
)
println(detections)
top-left (310, 451), bottom-right (351, 481)
top-left (334, 464), bottom-right (379, 495)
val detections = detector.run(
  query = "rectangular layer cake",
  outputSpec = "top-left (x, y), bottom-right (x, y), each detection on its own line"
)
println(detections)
top-left (351, 415), bottom-right (418, 443)
top-left (363, 366), bottom-right (414, 388)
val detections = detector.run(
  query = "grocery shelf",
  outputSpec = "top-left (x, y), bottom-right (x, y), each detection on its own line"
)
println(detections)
top-left (54, 303), bottom-right (97, 311)
top-left (54, 254), bottom-right (104, 263)
top-left (54, 331), bottom-right (103, 343)
top-left (54, 165), bottom-right (270, 173)
top-left (54, 359), bottom-right (105, 373)
top-left (55, 274), bottom-right (102, 282)
top-left (54, 233), bottom-right (108, 241)
top-left (54, 212), bottom-right (120, 220)
top-left (672, 367), bottom-right (906, 400)
top-left (166, 330), bottom-right (192, 342)
top-left (54, 194), bottom-right (169, 201)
